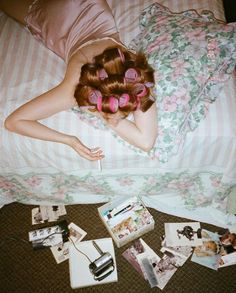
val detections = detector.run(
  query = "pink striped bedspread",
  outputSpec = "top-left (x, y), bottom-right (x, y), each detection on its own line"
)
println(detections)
top-left (0, 1), bottom-right (236, 230)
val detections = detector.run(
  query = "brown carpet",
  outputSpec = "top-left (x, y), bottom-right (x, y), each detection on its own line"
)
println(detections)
top-left (1, 202), bottom-right (236, 293)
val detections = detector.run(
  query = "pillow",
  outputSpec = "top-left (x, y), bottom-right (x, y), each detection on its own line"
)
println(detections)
top-left (25, 0), bottom-right (118, 62)
top-left (129, 3), bottom-right (236, 163)
top-left (106, 0), bottom-right (226, 46)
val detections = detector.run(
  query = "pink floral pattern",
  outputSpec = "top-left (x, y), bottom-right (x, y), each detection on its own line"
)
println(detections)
top-left (0, 171), bottom-right (232, 215)
top-left (129, 3), bottom-right (236, 162)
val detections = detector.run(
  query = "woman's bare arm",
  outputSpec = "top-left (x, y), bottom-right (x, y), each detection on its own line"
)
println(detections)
top-left (4, 53), bottom-right (104, 161)
top-left (108, 103), bottom-right (158, 152)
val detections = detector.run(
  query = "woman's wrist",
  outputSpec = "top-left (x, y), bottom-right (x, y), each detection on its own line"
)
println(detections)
top-left (64, 135), bottom-right (78, 147)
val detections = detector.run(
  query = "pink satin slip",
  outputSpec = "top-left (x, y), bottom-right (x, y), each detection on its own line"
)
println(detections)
top-left (25, 0), bottom-right (118, 63)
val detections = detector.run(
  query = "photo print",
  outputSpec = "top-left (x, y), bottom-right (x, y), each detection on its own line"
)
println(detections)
top-left (50, 241), bottom-right (70, 264)
top-left (191, 229), bottom-right (221, 270)
top-left (122, 238), bottom-right (161, 278)
top-left (29, 220), bottom-right (69, 250)
top-left (164, 222), bottom-right (203, 247)
top-left (68, 222), bottom-right (87, 243)
top-left (31, 205), bottom-right (67, 224)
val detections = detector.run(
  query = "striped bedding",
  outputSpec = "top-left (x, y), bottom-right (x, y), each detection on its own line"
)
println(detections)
top-left (0, 1), bottom-right (236, 230)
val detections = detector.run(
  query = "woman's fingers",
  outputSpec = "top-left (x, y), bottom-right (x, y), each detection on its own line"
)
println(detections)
top-left (70, 137), bottom-right (104, 161)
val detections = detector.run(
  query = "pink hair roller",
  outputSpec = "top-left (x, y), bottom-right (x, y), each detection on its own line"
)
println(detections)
top-left (145, 82), bottom-right (154, 88)
top-left (89, 90), bottom-right (102, 104)
top-left (124, 68), bottom-right (139, 83)
top-left (97, 96), bottom-right (103, 112)
top-left (109, 96), bottom-right (119, 113)
top-left (119, 93), bottom-right (130, 107)
top-left (89, 90), bottom-right (103, 111)
top-left (118, 48), bottom-right (125, 63)
top-left (98, 68), bottom-right (108, 80)
top-left (133, 83), bottom-right (147, 98)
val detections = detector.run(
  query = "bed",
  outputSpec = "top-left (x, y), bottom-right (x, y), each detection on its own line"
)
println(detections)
top-left (1, 0), bottom-right (236, 230)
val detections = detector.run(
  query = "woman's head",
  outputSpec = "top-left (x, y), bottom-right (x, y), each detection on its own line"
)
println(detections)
top-left (74, 47), bottom-right (155, 121)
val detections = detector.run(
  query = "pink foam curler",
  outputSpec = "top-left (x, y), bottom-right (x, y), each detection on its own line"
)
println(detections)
top-left (118, 48), bottom-right (125, 63)
top-left (89, 90), bottom-right (102, 104)
top-left (124, 68), bottom-right (139, 83)
top-left (119, 93), bottom-right (130, 107)
top-left (133, 83), bottom-right (147, 98)
top-left (109, 96), bottom-right (119, 113)
top-left (145, 82), bottom-right (154, 88)
top-left (97, 96), bottom-right (103, 112)
top-left (98, 68), bottom-right (108, 80)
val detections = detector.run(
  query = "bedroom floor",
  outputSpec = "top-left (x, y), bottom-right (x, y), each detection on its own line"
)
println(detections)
top-left (1, 202), bottom-right (235, 293)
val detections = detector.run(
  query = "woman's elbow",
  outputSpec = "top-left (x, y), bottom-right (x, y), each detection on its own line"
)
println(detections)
top-left (140, 137), bottom-right (157, 152)
top-left (4, 116), bottom-right (16, 132)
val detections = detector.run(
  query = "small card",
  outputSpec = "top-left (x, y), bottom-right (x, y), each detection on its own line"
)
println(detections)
top-left (68, 222), bottom-right (87, 243)
top-left (50, 241), bottom-right (70, 264)
top-left (32, 207), bottom-right (45, 225)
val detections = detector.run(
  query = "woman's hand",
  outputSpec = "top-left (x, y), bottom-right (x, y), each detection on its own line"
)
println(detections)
top-left (67, 136), bottom-right (104, 161)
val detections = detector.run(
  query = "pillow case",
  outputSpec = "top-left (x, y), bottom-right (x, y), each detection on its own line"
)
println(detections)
top-left (25, 0), bottom-right (118, 62)
top-left (129, 3), bottom-right (236, 162)
top-left (106, 0), bottom-right (226, 46)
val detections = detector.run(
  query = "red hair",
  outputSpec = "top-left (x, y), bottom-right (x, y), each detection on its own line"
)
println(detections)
top-left (74, 47), bottom-right (155, 115)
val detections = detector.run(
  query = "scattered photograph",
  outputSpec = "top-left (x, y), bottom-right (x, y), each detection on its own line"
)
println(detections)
top-left (39, 205), bottom-right (50, 222)
top-left (161, 237), bottom-right (193, 259)
top-left (32, 233), bottom-right (63, 250)
top-left (48, 205), bottom-right (67, 222)
top-left (151, 252), bottom-right (181, 290)
top-left (31, 205), bottom-right (67, 224)
top-left (32, 207), bottom-right (44, 225)
top-left (122, 238), bottom-right (161, 278)
top-left (68, 222), bottom-right (87, 243)
top-left (218, 231), bottom-right (236, 268)
top-left (191, 229), bottom-right (221, 270)
top-left (219, 251), bottom-right (236, 268)
top-left (136, 255), bottom-right (158, 288)
top-left (164, 222), bottom-right (203, 247)
top-left (50, 241), bottom-right (70, 264)
top-left (29, 220), bottom-right (69, 250)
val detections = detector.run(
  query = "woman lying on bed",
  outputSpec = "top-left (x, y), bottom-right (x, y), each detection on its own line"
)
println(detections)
top-left (1, 0), bottom-right (158, 162)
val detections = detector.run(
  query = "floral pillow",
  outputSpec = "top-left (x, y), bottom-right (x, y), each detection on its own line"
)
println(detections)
top-left (129, 3), bottom-right (236, 162)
